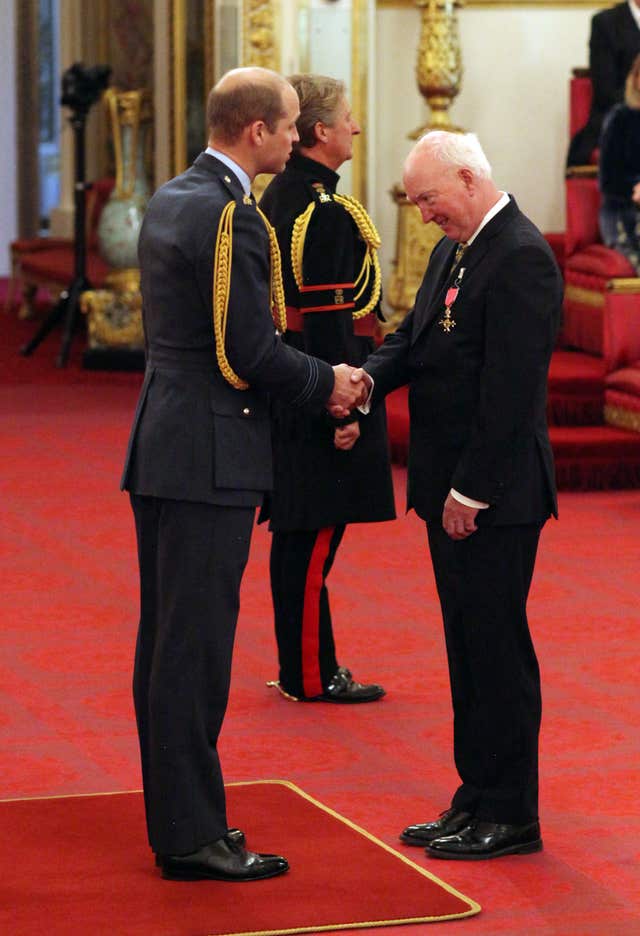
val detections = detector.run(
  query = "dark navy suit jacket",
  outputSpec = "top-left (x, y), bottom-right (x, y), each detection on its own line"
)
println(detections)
top-left (364, 198), bottom-right (563, 525)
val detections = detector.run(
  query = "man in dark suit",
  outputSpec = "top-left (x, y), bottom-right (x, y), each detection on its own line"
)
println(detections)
top-left (351, 131), bottom-right (562, 859)
top-left (121, 66), bottom-right (367, 882)
top-left (568, 0), bottom-right (640, 166)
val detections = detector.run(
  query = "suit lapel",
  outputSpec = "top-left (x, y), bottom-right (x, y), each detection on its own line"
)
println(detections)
top-left (411, 197), bottom-right (519, 345)
top-left (412, 239), bottom-right (458, 343)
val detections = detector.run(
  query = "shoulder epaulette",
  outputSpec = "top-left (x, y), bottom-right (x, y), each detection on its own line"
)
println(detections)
top-left (212, 200), bottom-right (288, 390)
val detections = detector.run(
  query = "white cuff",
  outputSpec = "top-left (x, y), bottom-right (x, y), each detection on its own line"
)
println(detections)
top-left (357, 374), bottom-right (374, 415)
top-left (450, 488), bottom-right (489, 509)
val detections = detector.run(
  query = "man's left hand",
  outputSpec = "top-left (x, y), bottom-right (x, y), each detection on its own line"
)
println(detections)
top-left (442, 493), bottom-right (479, 540)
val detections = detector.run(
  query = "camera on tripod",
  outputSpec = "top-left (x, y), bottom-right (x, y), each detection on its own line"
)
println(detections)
top-left (61, 63), bottom-right (111, 117)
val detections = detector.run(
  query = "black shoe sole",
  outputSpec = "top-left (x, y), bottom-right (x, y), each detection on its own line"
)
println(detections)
top-left (400, 832), bottom-right (439, 846)
top-left (426, 838), bottom-right (543, 861)
top-left (312, 690), bottom-right (386, 704)
top-left (160, 864), bottom-right (289, 881)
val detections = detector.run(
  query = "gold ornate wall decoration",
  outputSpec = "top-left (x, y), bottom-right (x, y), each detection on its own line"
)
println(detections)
top-left (385, 185), bottom-right (444, 330)
top-left (243, 0), bottom-right (279, 70)
top-left (411, 0), bottom-right (464, 139)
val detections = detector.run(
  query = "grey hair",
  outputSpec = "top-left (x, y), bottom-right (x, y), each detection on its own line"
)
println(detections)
top-left (416, 130), bottom-right (492, 179)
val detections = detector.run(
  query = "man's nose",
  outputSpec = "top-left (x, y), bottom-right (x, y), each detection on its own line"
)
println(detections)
top-left (419, 203), bottom-right (433, 224)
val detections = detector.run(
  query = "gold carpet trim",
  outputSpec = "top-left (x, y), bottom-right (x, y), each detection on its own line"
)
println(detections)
top-left (607, 278), bottom-right (640, 294)
top-left (1, 781), bottom-right (480, 931)
top-left (219, 779), bottom-right (481, 934)
top-left (604, 404), bottom-right (640, 432)
top-left (564, 284), bottom-right (604, 308)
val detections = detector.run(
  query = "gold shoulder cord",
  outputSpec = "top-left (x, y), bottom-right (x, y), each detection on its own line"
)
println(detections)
top-left (290, 195), bottom-right (382, 320)
top-left (212, 200), bottom-right (288, 390)
top-left (333, 194), bottom-right (382, 320)
top-left (291, 201), bottom-right (316, 291)
top-left (255, 205), bottom-right (288, 334)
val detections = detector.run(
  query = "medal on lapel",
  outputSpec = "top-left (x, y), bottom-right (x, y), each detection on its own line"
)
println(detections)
top-left (438, 267), bottom-right (465, 333)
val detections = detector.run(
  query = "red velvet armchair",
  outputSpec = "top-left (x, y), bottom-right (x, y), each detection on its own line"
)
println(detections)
top-left (560, 68), bottom-right (640, 434)
top-left (562, 65), bottom-right (640, 374)
top-left (5, 178), bottom-right (114, 318)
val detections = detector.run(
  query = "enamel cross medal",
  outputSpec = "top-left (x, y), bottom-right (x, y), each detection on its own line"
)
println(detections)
top-left (438, 267), bottom-right (465, 333)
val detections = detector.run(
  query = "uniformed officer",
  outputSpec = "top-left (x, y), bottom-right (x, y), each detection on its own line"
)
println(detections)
top-left (122, 67), bottom-right (368, 882)
top-left (260, 74), bottom-right (396, 704)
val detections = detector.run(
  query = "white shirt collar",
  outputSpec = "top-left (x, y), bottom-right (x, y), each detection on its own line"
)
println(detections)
top-left (465, 191), bottom-right (510, 246)
top-left (205, 147), bottom-right (252, 195)
top-left (629, 0), bottom-right (640, 30)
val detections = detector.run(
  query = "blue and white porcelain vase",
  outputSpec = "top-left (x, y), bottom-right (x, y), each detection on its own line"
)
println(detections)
top-left (97, 89), bottom-right (152, 271)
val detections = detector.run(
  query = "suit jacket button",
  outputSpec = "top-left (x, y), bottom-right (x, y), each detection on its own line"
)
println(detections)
top-left (242, 407), bottom-right (251, 415)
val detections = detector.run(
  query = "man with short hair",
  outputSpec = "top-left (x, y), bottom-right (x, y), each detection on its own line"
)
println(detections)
top-left (353, 130), bottom-right (562, 860)
top-left (259, 74), bottom-right (395, 705)
top-left (122, 67), bottom-right (367, 882)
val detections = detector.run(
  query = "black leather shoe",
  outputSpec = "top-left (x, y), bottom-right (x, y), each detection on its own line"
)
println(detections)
top-left (154, 828), bottom-right (245, 867)
top-left (313, 666), bottom-right (385, 703)
top-left (158, 835), bottom-right (289, 881)
top-left (400, 808), bottom-right (473, 845)
top-left (426, 820), bottom-right (542, 860)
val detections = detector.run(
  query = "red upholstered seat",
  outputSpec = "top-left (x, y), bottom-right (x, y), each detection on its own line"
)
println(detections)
top-left (20, 248), bottom-right (110, 286)
top-left (5, 177), bottom-right (114, 317)
top-left (563, 174), bottom-right (640, 371)
top-left (565, 244), bottom-right (635, 278)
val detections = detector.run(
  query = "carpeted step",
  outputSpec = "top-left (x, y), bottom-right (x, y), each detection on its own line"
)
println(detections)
top-left (547, 349), bottom-right (606, 426)
top-left (550, 424), bottom-right (640, 490)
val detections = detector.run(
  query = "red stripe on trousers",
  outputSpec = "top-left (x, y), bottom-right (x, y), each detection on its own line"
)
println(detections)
top-left (301, 527), bottom-right (335, 698)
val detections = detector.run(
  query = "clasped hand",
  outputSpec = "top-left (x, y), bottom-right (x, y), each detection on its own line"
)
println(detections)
top-left (442, 492), bottom-right (479, 541)
top-left (327, 365), bottom-right (371, 418)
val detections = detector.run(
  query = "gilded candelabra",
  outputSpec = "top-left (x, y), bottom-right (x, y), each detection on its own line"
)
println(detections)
top-left (411, 0), bottom-right (464, 138)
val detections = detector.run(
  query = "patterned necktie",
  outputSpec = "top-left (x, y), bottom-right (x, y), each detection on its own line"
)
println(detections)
top-left (450, 242), bottom-right (467, 277)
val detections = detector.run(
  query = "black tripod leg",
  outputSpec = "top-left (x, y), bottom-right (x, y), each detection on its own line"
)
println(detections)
top-left (56, 279), bottom-right (85, 368)
top-left (20, 291), bottom-right (69, 356)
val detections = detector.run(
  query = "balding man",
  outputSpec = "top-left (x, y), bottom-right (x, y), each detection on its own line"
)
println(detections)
top-left (353, 131), bottom-right (562, 860)
top-left (121, 67), bottom-right (367, 882)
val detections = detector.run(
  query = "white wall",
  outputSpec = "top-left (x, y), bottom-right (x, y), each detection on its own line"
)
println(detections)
top-left (374, 4), bottom-right (599, 290)
top-left (0, 0), bottom-right (17, 276)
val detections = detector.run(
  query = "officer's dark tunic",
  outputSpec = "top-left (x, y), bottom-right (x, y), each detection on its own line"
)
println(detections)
top-left (259, 153), bottom-right (395, 698)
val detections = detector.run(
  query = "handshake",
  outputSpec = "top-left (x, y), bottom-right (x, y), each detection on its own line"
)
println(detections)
top-left (327, 364), bottom-right (372, 418)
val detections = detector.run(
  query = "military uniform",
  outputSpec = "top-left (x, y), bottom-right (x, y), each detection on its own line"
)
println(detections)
top-left (259, 153), bottom-right (395, 700)
top-left (121, 152), bottom-right (335, 856)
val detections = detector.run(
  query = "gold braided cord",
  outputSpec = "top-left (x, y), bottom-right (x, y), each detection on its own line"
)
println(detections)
top-left (333, 194), bottom-right (382, 249)
top-left (212, 201), bottom-right (249, 390)
top-left (291, 201), bottom-right (316, 290)
top-left (255, 205), bottom-right (288, 333)
top-left (351, 249), bottom-right (382, 319)
top-left (290, 193), bottom-right (382, 320)
top-left (333, 194), bottom-right (382, 320)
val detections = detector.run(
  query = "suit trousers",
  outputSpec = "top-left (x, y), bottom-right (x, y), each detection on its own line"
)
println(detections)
top-left (130, 494), bottom-right (254, 856)
top-left (270, 526), bottom-right (345, 698)
top-left (427, 520), bottom-right (543, 825)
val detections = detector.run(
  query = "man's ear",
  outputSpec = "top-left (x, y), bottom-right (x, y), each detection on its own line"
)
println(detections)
top-left (458, 167), bottom-right (474, 191)
top-left (314, 120), bottom-right (328, 144)
top-left (248, 120), bottom-right (266, 146)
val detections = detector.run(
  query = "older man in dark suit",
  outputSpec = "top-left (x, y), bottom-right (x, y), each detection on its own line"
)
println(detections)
top-left (568, 0), bottom-right (640, 165)
top-left (352, 131), bottom-right (562, 860)
top-left (121, 66), bottom-right (367, 882)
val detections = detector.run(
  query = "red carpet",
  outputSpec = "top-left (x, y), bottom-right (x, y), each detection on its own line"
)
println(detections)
top-left (0, 781), bottom-right (479, 936)
top-left (1, 299), bottom-right (640, 934)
